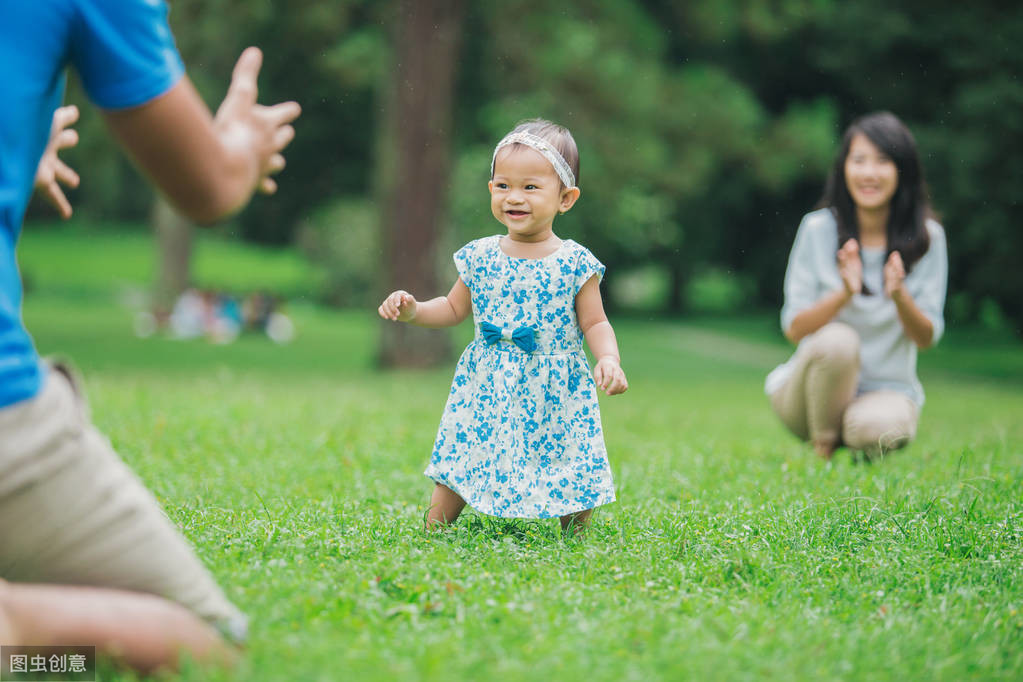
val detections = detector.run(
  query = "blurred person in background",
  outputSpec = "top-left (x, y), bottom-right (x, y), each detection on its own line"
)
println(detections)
top-left (765, 111), bottom-right (948, 461)
top-left (0, 0), bottom-right (299, 673)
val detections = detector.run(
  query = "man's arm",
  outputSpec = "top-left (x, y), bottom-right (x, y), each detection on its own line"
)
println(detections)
top-left (104, 48), bottom-right (300, 225)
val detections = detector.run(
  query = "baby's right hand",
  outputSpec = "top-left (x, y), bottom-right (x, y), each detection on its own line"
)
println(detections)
top-left (378, 290), bottom-right (417, 322)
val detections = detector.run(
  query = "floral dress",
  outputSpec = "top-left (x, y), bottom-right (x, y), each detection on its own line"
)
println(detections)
top-left (424, 235), bottom-right (616, 518)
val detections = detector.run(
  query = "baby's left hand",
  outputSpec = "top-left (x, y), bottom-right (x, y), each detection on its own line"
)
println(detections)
top-left (594, 356), bottom-right (628, 396)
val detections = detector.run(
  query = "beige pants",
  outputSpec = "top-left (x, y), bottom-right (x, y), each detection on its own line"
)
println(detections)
top-left (770, 323), bottom-right (919, 455)
top-left (0, 365), bottom-right (246, 642)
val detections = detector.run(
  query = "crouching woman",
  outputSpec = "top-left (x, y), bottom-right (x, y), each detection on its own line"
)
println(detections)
top-left (766, 111), bottom-right (948, 459)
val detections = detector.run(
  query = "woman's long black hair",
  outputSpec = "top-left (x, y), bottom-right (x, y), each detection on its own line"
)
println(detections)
top-left (818, 111), bottom-right (932, 290)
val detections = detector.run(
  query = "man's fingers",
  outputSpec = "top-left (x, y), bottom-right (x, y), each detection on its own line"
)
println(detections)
top-left (265, 154), bottom-right (286, 174)
top-left (54, 159), bottom-right (79, 188)
top-left (272, 125), bottom-right (295, 151)
top-left (265, 101), bottom-right (302, 126)
top-left (223, 47), bottom-right (263, 116)
top-left (258, 177), bottom-right (277, 195)
top-left (55, 128), bottom-right (78, 152)
top-left (53, 105), bottom-right (79, 132)
top-left (44, 186), bottom-right (72, 219)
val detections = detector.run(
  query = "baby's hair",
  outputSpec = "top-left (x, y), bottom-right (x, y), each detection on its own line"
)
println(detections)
top-left (494, 118), bottom-right (580, 188)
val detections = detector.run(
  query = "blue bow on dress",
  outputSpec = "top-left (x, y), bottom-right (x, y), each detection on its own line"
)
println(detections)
top-left (480, 321), bottom-right (536, 353)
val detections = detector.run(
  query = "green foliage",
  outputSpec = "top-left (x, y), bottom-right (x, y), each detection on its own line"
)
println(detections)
top-left (609, 266), bottom-right (672, 311)
top-left (685, 267), bottom-right (754, 314)
top-left (296, 198), bottom-right (381, 306)
top-left (36, 0), bottom-right (1023, 331)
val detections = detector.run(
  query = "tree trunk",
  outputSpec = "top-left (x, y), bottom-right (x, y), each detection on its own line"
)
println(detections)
top-left (152, 196), bottom-right (193, 314)
top-left (668, 260), bottom-right (687, 313)
top-left (377, 0), bottom-right (465, 368)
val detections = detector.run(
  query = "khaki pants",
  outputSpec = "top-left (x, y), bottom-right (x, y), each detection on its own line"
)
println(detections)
top-left (770, 323), bottom-right (919, 455)
top-left (0, 365), bottom-right (246, 642)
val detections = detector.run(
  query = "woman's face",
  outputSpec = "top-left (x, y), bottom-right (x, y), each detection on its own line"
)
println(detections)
top-left (844, 133), bottom-right (898, 212)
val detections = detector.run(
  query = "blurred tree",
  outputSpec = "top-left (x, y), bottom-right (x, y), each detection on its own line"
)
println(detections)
top-left (378, 0), bottom-right (466, 367)
top-left (152, 197), bottom-right (193, 310)
top-left (36, 0), bottom-right (1023, 336)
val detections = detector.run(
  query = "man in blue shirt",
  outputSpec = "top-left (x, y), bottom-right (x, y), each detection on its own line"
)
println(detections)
top-left (0, 0), bottom-right (300, 672)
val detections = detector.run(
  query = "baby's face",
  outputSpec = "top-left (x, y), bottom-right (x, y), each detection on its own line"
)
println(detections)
top-left (489, 146), bottom-right (570, 241)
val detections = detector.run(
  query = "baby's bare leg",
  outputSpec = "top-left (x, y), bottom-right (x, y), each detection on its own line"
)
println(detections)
top-left (426, 483), bottom-right (466, 530)
top-left (560, 508), bottom-right (593, 534)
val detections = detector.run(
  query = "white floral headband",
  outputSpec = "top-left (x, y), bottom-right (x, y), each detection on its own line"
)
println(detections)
top-left (491, 131), bottom-right (576, 189)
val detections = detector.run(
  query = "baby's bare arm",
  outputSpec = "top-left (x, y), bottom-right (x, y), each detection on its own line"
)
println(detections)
top-left (378, 278), bottom-right (472, 328)
top-left (576, 276), bottom-right (628, 395)
top-left (576, 276), bottom-right (618, 360)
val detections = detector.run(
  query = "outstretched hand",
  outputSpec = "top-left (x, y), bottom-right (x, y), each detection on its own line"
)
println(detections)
top-left (214, 47), bottom-right (301, 197)
top-left (34, 105), bottom-right (81, 219)
top-left (837, 238), bottom-right (862, 296)
top-left (379, 290), bottom-right (417, 322)
top-left (593, 357), bottom-right (628, 395)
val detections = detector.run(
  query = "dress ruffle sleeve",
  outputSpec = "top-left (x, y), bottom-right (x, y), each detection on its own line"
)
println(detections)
top-left (572, 245), bottom-right (606, 296)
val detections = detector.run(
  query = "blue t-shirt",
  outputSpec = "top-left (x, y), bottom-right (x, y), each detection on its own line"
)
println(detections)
top-left (0, 0), bottom-right (184, 408)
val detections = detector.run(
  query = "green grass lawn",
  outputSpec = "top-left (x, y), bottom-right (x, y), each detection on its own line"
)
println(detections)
top-left (15, 226), bottom-right (1023, 681)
